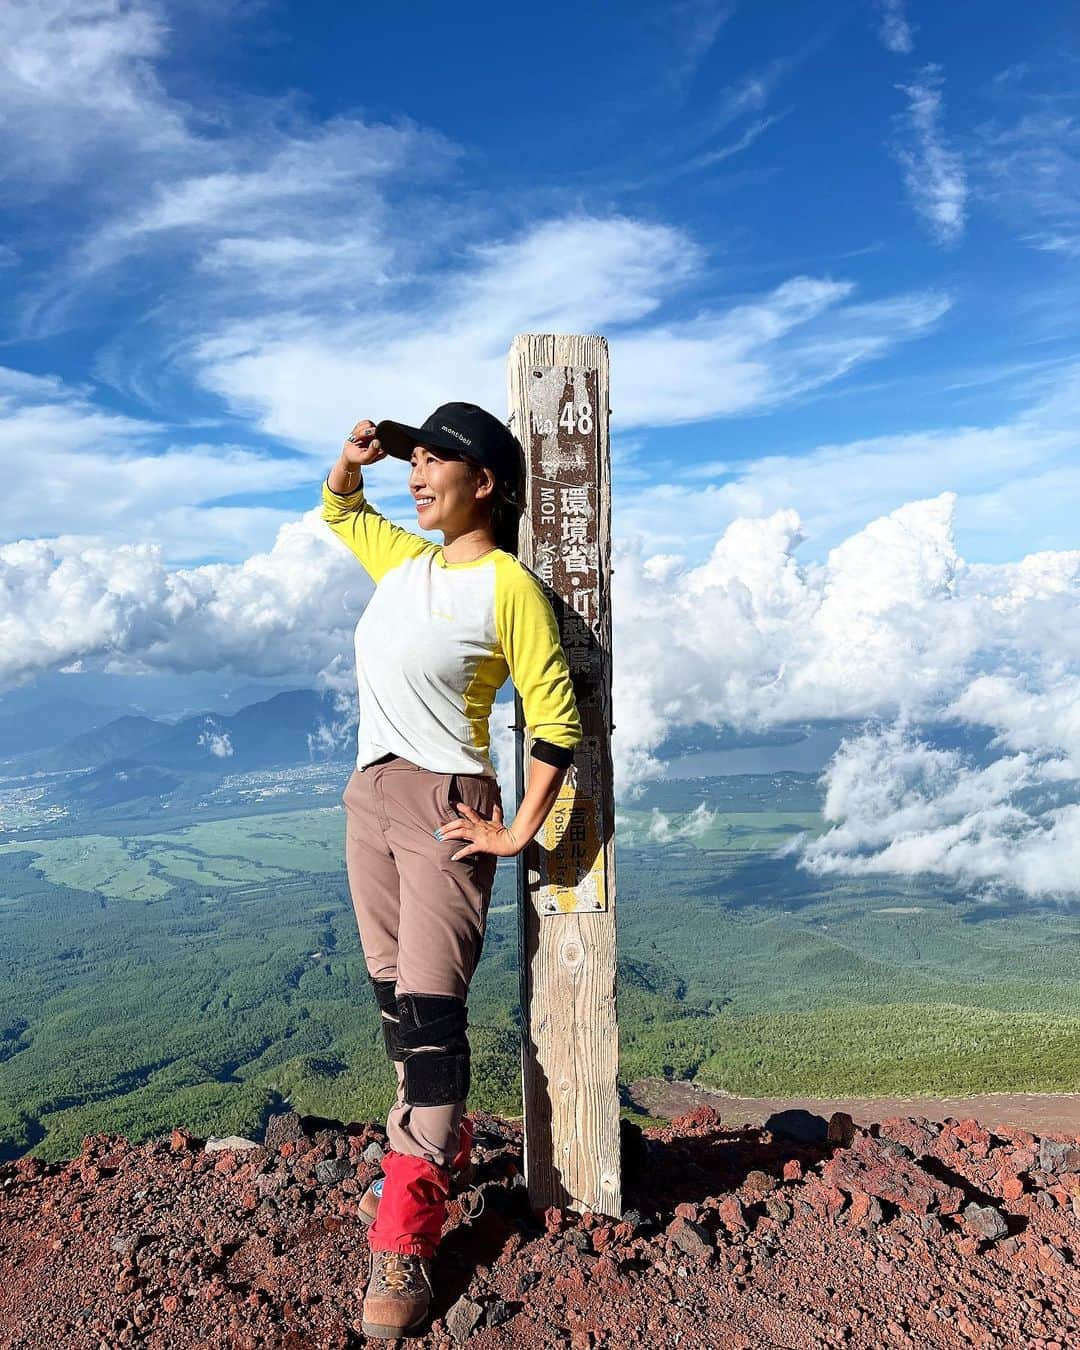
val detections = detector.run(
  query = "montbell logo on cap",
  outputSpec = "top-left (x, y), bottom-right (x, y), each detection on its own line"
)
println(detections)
top-left (439, 424), bottom-right (472, 446)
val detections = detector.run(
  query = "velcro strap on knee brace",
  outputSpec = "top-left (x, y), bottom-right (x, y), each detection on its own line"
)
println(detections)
top-left (396, 993), bottom-right (471, 1108)
top-left (370, 977), bottom-right (402, 1060)
top-left (370, 977), bottom-right (398, 1014)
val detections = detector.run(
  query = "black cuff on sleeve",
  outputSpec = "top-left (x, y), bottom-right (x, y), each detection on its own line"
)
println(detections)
top-left (530, 739), bottom-right (576, 769)
top-left (325, 474), bottom-right (363, 498)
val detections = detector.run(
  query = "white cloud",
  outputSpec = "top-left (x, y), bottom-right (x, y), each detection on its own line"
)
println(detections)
top-left (0, 0), bottom-right (189, 191)
top-left (947, 673), bottom-right (1080, 767)
top-left (609, 487), bottom-right (1079, 898)
top-left (196, 721), bottom-right (233, 758)
top-left (21, 109), bottom-right (461, 339)
top-left (0, 508), bottom-right (370, 689)
top-left (788, 723), bottom-right (1080, 901)
top-left (6, 6), bottom-right (904, 459)
top-left (1, 476), bottom-right (1077, 898)
top-left (80, 116), bottom-right (459, 284)
top-left (875, 0), bottom-right (915, 55)
top-left (661, 0), bottom-right (735, 84)
top-left (679, 112), bottom-right (789, 173)
top-left (623, 365), bottom-right (1080, 564)
top-left (193, 239), bottom-right (949, 449)
top-left (2, 2), bottom-right (460, 341)
top-left (606, 54), bottom-right (794, 192)
top-left (613, 281), bottom-right (949, 425)
top-left (977, 110), bottom-right (1080, 257)
top-left (189, 215), bottom-right (705, 451)
top-left (892, 65), bottom-right (968, 245)
top-left (606, 483), bottom-right (1078, 773)
top-left (647, 801), bottom-right (718, 842)
top-left (0, 367), bottom-right (311, 561)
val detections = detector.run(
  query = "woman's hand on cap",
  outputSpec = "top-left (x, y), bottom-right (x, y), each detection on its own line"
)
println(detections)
top-left (343, 419), bottom-right (388, 469)
top-left (435, 800), bottom-right (521, 860)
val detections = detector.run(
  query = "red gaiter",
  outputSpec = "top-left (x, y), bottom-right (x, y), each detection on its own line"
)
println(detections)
top-left (367, 1150), bottom-right (452, 1257)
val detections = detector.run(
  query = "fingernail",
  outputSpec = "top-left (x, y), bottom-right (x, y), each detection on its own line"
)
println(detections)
top-left (434, 829), bottom-right (442, 839)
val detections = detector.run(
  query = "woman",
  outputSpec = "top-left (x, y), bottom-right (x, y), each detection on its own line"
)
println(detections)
top-left (321, 401), bottom-right (583, 1339)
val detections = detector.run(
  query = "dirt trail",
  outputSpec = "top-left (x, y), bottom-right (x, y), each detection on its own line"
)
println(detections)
top-left (628, 1077), bottom-right (1080, 1134)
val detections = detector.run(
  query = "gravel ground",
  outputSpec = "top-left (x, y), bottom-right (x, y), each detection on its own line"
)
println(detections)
top-left (1, 1101), bottom-right (1078, 1348)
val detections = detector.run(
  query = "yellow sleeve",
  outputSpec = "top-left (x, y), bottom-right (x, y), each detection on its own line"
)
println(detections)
top-left (321, 476), bottom-right (435, 584)
top-left (495, 560), bottom-right (583, 766)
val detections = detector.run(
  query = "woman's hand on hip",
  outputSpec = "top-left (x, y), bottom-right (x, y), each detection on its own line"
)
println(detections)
top-left (436, 800), bottom-right (521, 860)
top-left (343, 419), bottom-right (389, 470)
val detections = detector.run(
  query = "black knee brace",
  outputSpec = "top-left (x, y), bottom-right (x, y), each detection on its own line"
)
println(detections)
top-left (395, 993), bottom-right (470, 1107)
top-left (370, 976), bottom-right (402, 1060)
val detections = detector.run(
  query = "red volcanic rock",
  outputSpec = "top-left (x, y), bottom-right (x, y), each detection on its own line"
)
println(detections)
top-left (764, 1193), bottom-right (793, 1224)
top-left (1, 1110), bottom-right (1078, 1348)
top-left (846, 1191), bottom-right (883, 1231)
top-left (962, 1203), bottom-right (1009, 1242)
top-left (822, 1134), bottom-right (963, 1216)
top-left (805, 1180), bottom-right (847, 1221)
top-left (1008, 1146), bottom-right (1038, 1173)
top-left (952, 1119), bottom-right (993, 1149)
top-left (13, 1155), bottom-right (44, 1182)
top-left (716, 1195), bottom-right (748, 1232)
top-left (827, 1111), bottom-right (857, 1147)
top-left (670, 1104), bottom-right (721, 1134)
top-left (544, 1205), bottom-right (566, 1234)
top-left (877, 1115), bottom-right (939, 1157)
top-left (1000, 1175), bottom-right (1026, 1201)
top-left (590, 1225), bottom-right (613, 1253)
top-left (666, 1216), bottom-right (713, 1260)
top-left (742, 1168), bottom-right (778, 1198)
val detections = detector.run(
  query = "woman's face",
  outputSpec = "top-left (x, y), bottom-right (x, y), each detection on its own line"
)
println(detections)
top-left (408, 446), bottom-right (492, 532)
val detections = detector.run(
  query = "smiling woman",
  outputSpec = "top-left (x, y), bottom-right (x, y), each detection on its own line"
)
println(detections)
top-left (320, 401), bottom-right (581, 1338)
top-left (384, 403), bottom-right (526, 561)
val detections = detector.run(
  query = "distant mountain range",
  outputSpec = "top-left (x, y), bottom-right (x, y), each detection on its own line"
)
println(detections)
top-left (0, 671), bottom-right (301, 741)
top-left (6, 691), bottom-right (829, 779)
top-left (0, 679), bottom-right (1005, 800)
top-left (0, 696), bottom-right (126, 756)
top-left (2, 689), bottom-right (354, 775)
top-left (58, 759), bottom-right (185, 810)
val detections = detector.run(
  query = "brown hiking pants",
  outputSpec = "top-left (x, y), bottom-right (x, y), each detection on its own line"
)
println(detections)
top-left (341, 752), bottom-right (502, 1170)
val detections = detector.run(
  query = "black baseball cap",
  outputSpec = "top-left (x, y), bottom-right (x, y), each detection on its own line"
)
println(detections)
top-left (375, 402), bottom-right (525, 506)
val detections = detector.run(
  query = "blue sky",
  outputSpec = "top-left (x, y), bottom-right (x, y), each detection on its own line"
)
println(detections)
top-left (3, 0), bottom-right (1079, 571)
top-left (3, 2), bottom-right (1080, 898)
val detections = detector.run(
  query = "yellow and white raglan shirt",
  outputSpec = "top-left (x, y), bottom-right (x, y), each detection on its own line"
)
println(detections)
top-left (321, 476), bottom-right (583, 776)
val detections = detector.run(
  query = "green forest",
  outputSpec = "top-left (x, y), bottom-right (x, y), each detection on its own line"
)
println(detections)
top-left (2, 772), bottom-right (1079, 1164)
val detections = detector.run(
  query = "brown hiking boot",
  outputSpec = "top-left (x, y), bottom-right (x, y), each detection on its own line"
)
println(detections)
top-left (361, 1248), bottom-right (434, 1339)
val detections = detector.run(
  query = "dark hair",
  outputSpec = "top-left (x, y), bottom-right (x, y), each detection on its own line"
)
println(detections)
top-left (490, 484), bottom-right (523, 556)
top-left (463, 457), bottom-right (523, 557)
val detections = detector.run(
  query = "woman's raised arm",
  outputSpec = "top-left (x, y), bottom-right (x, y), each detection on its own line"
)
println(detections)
top-left (322, 418), bottom-right (436, 583)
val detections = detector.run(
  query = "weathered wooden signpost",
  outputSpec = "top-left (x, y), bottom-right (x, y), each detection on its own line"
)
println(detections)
top-left (506, 333), bottom-right (621, 1218)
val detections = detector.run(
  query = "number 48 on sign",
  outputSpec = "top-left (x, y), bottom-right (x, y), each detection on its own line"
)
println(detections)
top-left (530, 402), bottom-right (594, 437)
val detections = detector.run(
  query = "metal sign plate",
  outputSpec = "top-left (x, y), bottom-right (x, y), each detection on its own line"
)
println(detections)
top-left (524, 365), bottom-right (609, 915)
